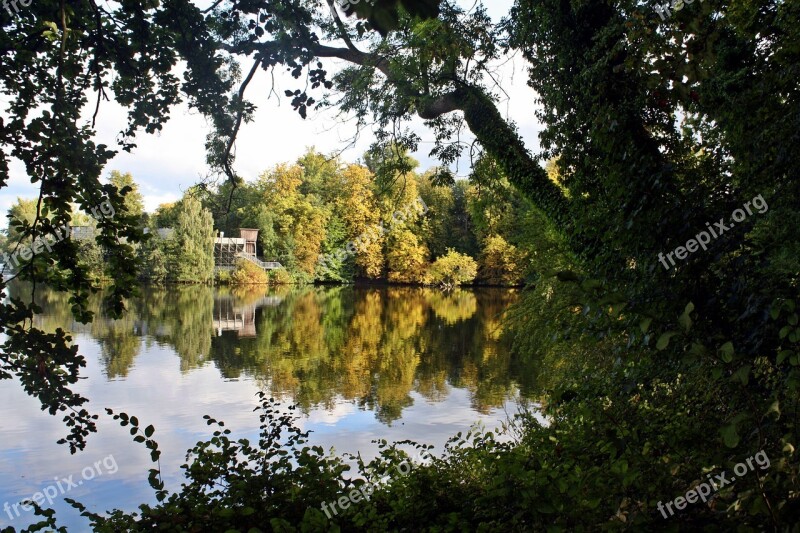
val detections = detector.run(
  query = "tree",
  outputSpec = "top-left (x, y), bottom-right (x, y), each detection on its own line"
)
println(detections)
top-left (171, 195), bottom-right (215, 283)
top-left (153, 203), bottom-right (181, 229)
top-left (2, 197), bottom-right (39, 260)
top-left (334, 164), bottom-right (384, 279)
top-left (138, 218), bottom-right (170, 284)
top-left (417, 173), bottom-right (478, 258)
top-left (478, 235), bottom-right (526, 286)
top-left (427, 249), bottom-right (477, 286)
top-left (108, 171), bottom-right (145, 219)
top-left (386, 228), bottom-right (429, 283)
top-left (74, 237), bottom-right (106, 283)
top-left (343, 0), bottom-right (442, 35)
top-left (364, 143), bottom-right (419, 193)
top-left (252, 164), bottom-right (329, 279)
top-left (297, 148), bottom-right (341, 200)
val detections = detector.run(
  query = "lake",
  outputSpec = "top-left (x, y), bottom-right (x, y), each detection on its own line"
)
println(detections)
top-left (0, 284), bottom-right (537, 531)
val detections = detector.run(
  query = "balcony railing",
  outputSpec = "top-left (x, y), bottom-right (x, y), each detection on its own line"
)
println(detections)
top-left (235, 252), bottom-right (283, 270)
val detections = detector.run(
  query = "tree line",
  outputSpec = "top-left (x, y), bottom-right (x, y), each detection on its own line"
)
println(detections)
top-left (3, 150), bottom-right (536, 287)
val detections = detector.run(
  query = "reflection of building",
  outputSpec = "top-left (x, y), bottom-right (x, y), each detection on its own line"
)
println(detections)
top-left (213, 293), bottom-right (284, 337)
top-left (213, 228), bottom-right (282, 273)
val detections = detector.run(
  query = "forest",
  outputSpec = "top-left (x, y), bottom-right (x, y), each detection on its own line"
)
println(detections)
top-left (0, 0), bottom-right (798, 530)
top-left (3, 150), bottom-right (534, 287)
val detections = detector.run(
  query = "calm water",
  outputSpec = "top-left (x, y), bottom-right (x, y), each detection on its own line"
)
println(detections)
top-left (0, 284), bottom-right (535, 531)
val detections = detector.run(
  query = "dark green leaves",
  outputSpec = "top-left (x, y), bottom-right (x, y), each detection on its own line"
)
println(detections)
top-left (344, 0), bottom-right (442, 36)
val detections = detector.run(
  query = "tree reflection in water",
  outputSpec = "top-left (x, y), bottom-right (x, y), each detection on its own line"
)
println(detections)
top-left (13, 282), bottom-right (524, 423)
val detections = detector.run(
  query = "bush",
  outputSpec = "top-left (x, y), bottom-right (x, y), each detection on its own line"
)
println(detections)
top-left (216, 269), bottom-right (231, 284)
top-left (427, 249), bottom-right (477, 286)
top-left (478, 234), bottom-right (527, 286)
top-left (230, 259), bottom-right (269, 285)
top-left (270, 267), bottom-right (293, 285)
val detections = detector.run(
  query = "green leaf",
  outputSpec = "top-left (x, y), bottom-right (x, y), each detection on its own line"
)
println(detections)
top-left (639, 317), bottom-right (652, 334)
top-left (766, 400), bottom-right (780, 418)
top-left (721, 423), bottom-right (740, 448)
top-left (656, 331), bottom-right (678, 350)
top-left (719, 341), bottom-right (734, 363)
top-left (585, 497), bottom-right (601, 509)
top-left (731, 364), bottom-right (751, 385)
top-left (688, 342), bottom-right (707, 357)
top-left (144, 425), bottom-right (155, 438)
top-left (678, 302), bottom-right (694, 332)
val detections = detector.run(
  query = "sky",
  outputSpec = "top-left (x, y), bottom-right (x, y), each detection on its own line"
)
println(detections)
top-left (0, 0), bottom-right (544, 225)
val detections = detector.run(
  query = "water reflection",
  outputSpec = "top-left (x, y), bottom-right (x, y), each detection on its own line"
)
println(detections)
top-left (2, 283), bottom-right (531, 530)
top-left (17, 283), bottom-right (521, 421)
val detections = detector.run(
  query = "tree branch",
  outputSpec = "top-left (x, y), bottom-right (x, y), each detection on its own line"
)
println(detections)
top-left (416, 92), bottom-right (462, 119)
top-left (326, 0), bottom-right (360, 53)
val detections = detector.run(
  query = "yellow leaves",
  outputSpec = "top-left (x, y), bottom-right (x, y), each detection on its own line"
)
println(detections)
top-left (337, 165), bottom-right (381, 236)
top-left (426, 289), bottom-right (477, 325)
top-left (479, 234), bottom-right (528, 286)
top-left (427, 249), bottom-right (478, 286)
top-left (386, 229), bottom-right (429, 283)
top-left (258, 164), bottom-right (303, 198)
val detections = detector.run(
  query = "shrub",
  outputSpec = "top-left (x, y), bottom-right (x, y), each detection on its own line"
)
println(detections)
top-left (427, 249), bottom-right (477, 286)
top-left (479, 234), bottom-right (527, 286)
top-left (230, 259), bottom-right (269, 285)
top-left (216, 269), bottom-right (231, 284)
top-left (270, 267), bottom-right (293, 285)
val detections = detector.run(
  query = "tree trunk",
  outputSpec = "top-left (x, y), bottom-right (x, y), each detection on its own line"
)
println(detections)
top-left (455, 86), bottom-right (569, 228)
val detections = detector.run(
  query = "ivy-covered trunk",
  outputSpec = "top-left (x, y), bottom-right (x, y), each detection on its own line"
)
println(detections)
top-left (456, 86), bottom-right (570, 230)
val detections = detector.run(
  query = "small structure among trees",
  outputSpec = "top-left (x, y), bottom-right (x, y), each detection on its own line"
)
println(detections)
top-left (214, 228), bottom-right (282, 272)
